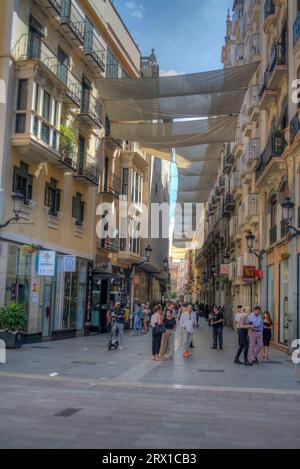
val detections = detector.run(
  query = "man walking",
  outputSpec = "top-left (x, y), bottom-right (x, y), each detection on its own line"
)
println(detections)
top-left (111, 302), bottom-right (125, 351)
top-left (248, 306), bottom-right (264, 364)
top-left (211, 306), bottom-right (224, 350)
top-left (234, 307), bottom-right (254, 366)
top-left (180, 305), bottom-right (196, 358)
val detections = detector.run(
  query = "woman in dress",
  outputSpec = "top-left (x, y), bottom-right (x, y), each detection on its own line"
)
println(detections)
top-left (151, 306), bottom-right (165, 361)
top-left (262, 311), bottom-right (273, 361)
top-left (159, 309), bottom-right (177, 360)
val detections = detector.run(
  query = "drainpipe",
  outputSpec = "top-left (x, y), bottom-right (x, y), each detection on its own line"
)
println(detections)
top-left (0, 1), bottom-right (14, 224)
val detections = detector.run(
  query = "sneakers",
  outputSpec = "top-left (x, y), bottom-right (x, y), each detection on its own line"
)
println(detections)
top-left (234, 358), bottom-right (243, 365)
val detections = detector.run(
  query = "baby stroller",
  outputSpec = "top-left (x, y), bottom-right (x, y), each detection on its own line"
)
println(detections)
top-left (107, 320), bottom-right (119, 351)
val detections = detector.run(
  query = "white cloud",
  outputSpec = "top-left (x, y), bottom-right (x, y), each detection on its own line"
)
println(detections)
top-left (125, 2), bottom-right (144, 20)
top-left (160, 69), bottom-right (185, 77)
top-left (125, 2), bottom-right (135, 10)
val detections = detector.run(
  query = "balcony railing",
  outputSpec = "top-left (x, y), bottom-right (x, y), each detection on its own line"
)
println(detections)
top-left (79, 94), bottom-right (103, 128)
top-left (256, 132), bottom-right (286, 181)
top-left (230, 171), bottom-right (241, 193)
top-left (223, 151), bottom-right (234, 174)
top-left (223, 194), bottom-right (235, 216)
top-left (264, 0), bottom-right (275, 20)
top-left (76, 152), bottom-right (99, 185)
top-left (60, 0), bottom-right (85, 45)
top-left (260, 42), bottom-right (287, 95)
top-left (245, 138), bottom-right (260, 165)
top-left (294, 11), bottom-right (300, 46)
top-left (100, 170), bottom-right (121, 197)
top-left (246, 193), bottom-right (259, 220)
top-left (100, 237), bottom-right (120, 253)
top-left (13, 34), bottom-right (82, 107)
top-left (290, 113), bottom-right (300, 144)
top-left (269, 225), bottom-right (277, 245)
top-left (84, 31), bottom-right (106, 71)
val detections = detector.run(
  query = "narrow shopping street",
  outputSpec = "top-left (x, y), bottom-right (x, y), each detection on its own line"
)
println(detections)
top-left (1, 320), bottom-right (300, 449)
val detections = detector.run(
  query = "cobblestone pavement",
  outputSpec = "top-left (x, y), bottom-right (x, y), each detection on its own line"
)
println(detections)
top-left (0, 320), bottom-right (300, 449)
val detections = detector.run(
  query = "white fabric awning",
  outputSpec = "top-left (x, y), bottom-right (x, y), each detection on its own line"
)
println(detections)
top-left (111, 116), bottom-right (237, 149)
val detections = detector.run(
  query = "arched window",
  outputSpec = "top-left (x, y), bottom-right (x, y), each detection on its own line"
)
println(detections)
top-left (270, 194), bottom-right (277, 229)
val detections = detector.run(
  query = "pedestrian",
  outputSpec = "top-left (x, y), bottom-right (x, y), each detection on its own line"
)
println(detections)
top-left (151, 306), bottom-right (165, 361)
top-left (248, 306), bottom-right (264, 365)
top-left (159, 309), bottom-right (176, 359)
top-left (210, 306), bottom-right (224, 350)
top-left (234, 306), bottom-right (254, 367)
top-left (111, 302), bottom-right (125, 351)
top-left (180, 304), bottom-right (196, 359)
top-left (262, 311), bottom-right (273, 361)
top-left (144, 302), bottom-right (152, 332)
top-left (133, 306), bottom-right (142, 336)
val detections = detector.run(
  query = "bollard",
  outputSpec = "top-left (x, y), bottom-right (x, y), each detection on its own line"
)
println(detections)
top-left (0, 339), bottom-right (6, 364)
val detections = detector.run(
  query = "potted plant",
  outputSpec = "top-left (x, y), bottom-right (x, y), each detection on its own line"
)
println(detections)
top-left (0, 301), bottom-right (27, 349)
top-left (281, 250), bottom-right (291, 261)
top-left (20, 244), bottom-right (39, 255)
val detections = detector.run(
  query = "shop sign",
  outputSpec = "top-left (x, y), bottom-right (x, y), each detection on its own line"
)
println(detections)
top-left (38, 251), bottom-right (56, 277)
top-left (243, 265), bottom-right (256, 282)
top-left (220, 264), bottom-right (230, 276)
top-left (93, 255), bottom-right (112, 273)
top-left (255, 269), bottom-right (264, 279)
top-left (63, 256), bottom-right (76, 273)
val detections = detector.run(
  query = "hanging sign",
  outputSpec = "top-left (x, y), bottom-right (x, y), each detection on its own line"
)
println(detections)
top-left (63, 256), bottom-right (77, 273)
top-left (38, 251), bottom-right (56, 277)
top-left (220, 264), bottom-right (230, 276)
top-left (243, 265), bottom-right (256, 282)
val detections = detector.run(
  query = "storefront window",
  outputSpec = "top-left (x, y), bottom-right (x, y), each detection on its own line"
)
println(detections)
top-left (5, 245), bottom-right (31, 328)
top-left (279, 260), bottom-right (289, 345)
top-left (62, 261), bottom-right (87, 330)
top-left (267, 265), bottom-right (274, 318)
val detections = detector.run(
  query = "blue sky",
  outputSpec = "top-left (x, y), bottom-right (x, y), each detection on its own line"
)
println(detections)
top-left (113, 0), bottom-right (231, 74)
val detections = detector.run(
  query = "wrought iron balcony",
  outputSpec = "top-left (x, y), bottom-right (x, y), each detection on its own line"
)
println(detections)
top-left (75, 152), bottom-right (99, 186)
top-left (223, 194), bottom-right (235, 217)
top-left (100, 170), bottom-right (121, 197)
top-left (78, 94), bottom-right (103, 128)
top-left (60, 0), bottom-right (85, 46)
top-left (219, 175), bottom-right (226, 190)
top-left (269, 225), bottom-right (277, 245)
top-left (100, 237), bottom-right (120, 253)
top-left (290, 113), bottom-right (300, 145)
top-left (256, 132), bottom-right (286, 181)
top-left (223, 152), bottom-right (234, 175)
top-left (59, 133), bottom-right (79, 171)
top-left (84, 31), bottom-right (106, 72)
top-left (13, 34), bottom-right (82, 107)
top-left (294, 11), bottom-right (300, 47)
top-left (41, 0), bottom-right (62, 15)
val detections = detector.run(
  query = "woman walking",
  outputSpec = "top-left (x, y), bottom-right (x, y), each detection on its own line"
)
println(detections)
top-left (262, 311), bottom-right (273, 361)
top-left (159, 309), bottom-right (177, 359)
top-left (151, 306), bottom-right (165, 361)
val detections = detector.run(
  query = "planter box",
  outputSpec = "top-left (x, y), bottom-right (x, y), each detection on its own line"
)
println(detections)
top-left (0, 331), bottom-right (23, 349)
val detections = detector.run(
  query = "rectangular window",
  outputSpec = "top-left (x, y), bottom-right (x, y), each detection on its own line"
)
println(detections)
top-left (43, 90), bottom-right (51, 121)
top-left (122, 168), bottom-right (129, 196)
top-left (34, 83), bottom-right (39, 113)
top-left (13, 162), bottom-right (33, 203)
top-left (45, 178), bottom-right (61, 216)
top-left (106, 49), bottom-right (120, 78)
top-left (72, 193), bottom-right (84, 226)
top-left (17, 80), bottom-right (28, 110)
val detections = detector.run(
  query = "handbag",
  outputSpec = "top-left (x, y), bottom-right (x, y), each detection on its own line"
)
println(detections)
top-left (153, 323), bottom-right (166, 335)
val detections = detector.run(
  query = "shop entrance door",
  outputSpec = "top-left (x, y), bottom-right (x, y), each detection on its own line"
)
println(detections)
top-left (40, 279), bottom-right (54, 338)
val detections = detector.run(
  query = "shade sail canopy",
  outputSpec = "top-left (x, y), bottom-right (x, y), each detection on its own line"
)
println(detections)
top-left (104, 90), bottom-right (245, 121)
top-left (111, 115), bottom-right (237, 149)
top-left (99, 62), bottom-right (259, 101)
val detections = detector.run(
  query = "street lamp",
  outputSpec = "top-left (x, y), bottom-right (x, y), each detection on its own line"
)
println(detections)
top-left (246, 231), bottom-right (265, 269)
top-left (281, 197), bottom-right (300, 235)
top-left (0, 193), bottom-right (24, 229)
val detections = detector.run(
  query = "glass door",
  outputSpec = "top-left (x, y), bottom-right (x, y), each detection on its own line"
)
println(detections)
top-left (78, 135), bottom-right (85, 174)
top-left (40, 278), bottom-right (54, 338)
top-left (279, 260), bottom-right (289, 345)
top-left (28, 16), bottom-right (44, 59)
top-left (57, 47), bottom-right (68, 85)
